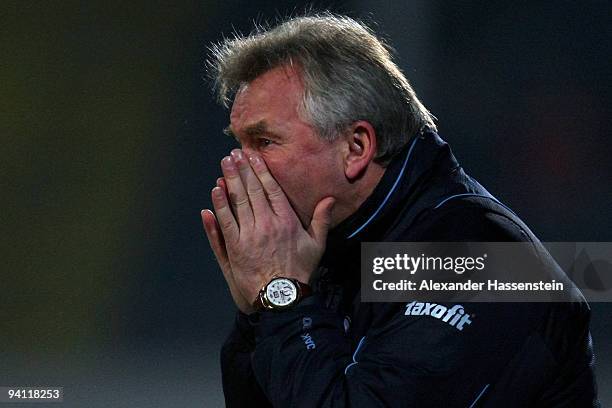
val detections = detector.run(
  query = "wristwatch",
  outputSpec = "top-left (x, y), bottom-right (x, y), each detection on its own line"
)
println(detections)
top-left (253, 277), bottom-right (313, 311)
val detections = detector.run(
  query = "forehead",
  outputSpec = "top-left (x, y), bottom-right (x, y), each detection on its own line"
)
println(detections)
top-left (230, 65), bottom-right (305, 130)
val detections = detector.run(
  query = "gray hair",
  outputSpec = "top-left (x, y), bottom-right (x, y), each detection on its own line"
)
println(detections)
top-left (207, 13), bottom-right (437, 165)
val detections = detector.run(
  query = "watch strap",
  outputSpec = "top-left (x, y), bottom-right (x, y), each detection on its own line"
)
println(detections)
top-left (296, 280), bottom-right (313, 299)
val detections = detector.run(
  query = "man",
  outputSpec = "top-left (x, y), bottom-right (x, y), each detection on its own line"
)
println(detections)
top-left (201, 14), bottom-right (598, 407)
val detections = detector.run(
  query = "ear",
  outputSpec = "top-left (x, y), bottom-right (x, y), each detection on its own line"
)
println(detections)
top-left (344, 121), bottom-right (377, 180)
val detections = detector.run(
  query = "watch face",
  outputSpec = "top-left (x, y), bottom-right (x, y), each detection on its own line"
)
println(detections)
top-left (266, 278), bottom-right (298, 307)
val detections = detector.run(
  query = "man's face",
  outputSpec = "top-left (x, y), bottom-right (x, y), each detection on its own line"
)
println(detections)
top-left (228, 65), bottom-right (344, 226)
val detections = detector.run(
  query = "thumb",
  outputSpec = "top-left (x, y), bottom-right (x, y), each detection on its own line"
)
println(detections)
top-left (308, 197), bottom-right (335, 245)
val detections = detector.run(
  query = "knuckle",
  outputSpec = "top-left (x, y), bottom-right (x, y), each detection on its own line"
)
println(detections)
top-left (233, 197), bottom-right (250, 207)
top-left (266, 187), bottom-right (284, 199)
top-left (220, 220), bottom-right (235, 231)
top-left (225, 172), bottom-right (241, 180)
top-left (248, 186), bottom-right (264, 197)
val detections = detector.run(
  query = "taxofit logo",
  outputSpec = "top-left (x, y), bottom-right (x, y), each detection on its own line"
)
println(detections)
top-left (404, 301), bottom-right (473, 331)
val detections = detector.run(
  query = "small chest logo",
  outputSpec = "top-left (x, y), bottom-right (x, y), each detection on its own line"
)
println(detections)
top-left (301, 333), bottom-right (316, 350)
top-left (404, 301), bottom-right (473, 331)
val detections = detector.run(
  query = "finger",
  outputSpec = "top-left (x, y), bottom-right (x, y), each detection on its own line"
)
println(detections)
top-left (211, 185), bottom-right (239, 239)
top-left (216, 177), bottom-right (237, 219)
top-left (216, 177), bottom-right (227, 194)
top-left (248, 153), bottom-right (292, 216)
top-left (201, 209), bottom-right (252, 311)
top-left (221, 155), bottom-right (254, 227)
top-left (201, 209), bottom-right (230, 270)
top-left (308, 197), bottom-right (335, 245)
top-left (231, 149), bottom-right (272, 218)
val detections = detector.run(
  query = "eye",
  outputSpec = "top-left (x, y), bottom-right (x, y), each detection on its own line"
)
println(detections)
top-left (258, 138), bottom-right (273, 148)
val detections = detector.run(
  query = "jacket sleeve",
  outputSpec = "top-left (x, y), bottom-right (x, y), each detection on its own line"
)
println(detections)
top-left (250, 293), bottom-right (540, 407)
top-left (220, 310), bottom-right (272, 408)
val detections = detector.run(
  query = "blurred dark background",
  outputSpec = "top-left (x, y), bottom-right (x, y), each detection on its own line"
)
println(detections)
top-left (2, 1), bottom-right (610, 406)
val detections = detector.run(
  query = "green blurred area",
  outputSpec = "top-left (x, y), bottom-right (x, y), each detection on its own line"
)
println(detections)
top-left (0, 1), bottom-right (213, 352)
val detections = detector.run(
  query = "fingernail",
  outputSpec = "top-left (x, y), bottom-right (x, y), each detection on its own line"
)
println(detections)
top-left (212, 187), bottom-right (223, 198)
top-left (249, 154), bottom-right (262, 165)
top-left (231, 149), bottom-right (244, 161)
top-left (221, 156), bottom-right (234, 168)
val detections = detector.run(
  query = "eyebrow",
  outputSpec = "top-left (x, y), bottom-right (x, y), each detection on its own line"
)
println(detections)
top-left (223, 120), bottom-right (280, 141)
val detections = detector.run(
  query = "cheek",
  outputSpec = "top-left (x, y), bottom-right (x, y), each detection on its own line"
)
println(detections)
top-left (262, 157), bottom-right (316, 209)
top-left (265, 159), bottom-right (307, 195)
top-left (261, 148), bottom-right (340, 218)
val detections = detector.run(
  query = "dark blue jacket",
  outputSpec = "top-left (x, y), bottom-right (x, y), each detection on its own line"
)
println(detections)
top-left (220, 130), bottom-right (599, 407)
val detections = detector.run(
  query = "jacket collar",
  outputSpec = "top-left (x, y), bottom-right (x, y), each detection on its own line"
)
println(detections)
top-left (320, 129), bottom-right (463, 271)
